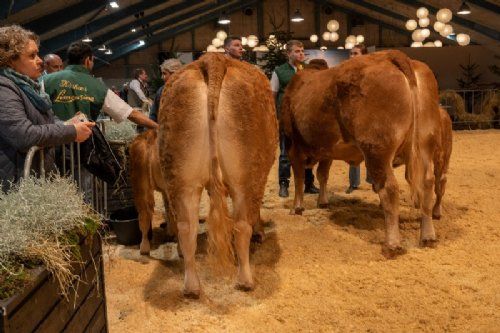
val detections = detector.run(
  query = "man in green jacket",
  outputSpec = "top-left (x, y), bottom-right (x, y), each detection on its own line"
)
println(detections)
top-left (44, 42), bottom-right (157, 129)
top-left (270, 40), bottom-right (319, 198)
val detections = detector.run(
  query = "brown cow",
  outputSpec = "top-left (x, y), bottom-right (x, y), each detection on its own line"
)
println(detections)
top-left (158, 53), bottom-right (278, 297)
top-left (129, 129), bottom-right (176, 255)
top-left (281, 50), bottom-right (450, 255)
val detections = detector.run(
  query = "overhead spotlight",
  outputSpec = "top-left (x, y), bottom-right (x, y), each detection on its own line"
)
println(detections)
top-left (218, 12), bottom-right (231, 25)
top-left (131, 28), bottom-right (136, 32)
top-left (82, 35), bottom-right (92, 43)
top-left (291, 9), bottom-right (304, 22)
top-left (457, 2), bottom-right (471, 15)
top-left (98, 44), bottom-right (107, 51)
top-left (109, 1), bottom-right (119, 9)
top-left (105, 49), bottom-right (112, 55)
top-left (138, 40), bottom-right (145, 46)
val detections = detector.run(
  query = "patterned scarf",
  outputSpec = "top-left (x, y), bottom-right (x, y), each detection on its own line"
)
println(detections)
top-left (0, 67), bottom-right (52, 114)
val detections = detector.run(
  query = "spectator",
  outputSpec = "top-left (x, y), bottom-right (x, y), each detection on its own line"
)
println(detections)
top-left (0, 25), bottom-right (93, 192)
top-left (128, 67), bottom-right (152, 108)
top-left (224, 36), bottom-right (244, 60)
top-left (270, 40), bottom-right (319, 197)
top-left (150, 58), bottom-right (183, 122)
top-left (43, 54), bottom-right (63, 74)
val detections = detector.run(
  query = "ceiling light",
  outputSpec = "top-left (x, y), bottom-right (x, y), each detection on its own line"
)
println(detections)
top-left (218, 12), bottom-right (230, 25)
top-left (82, 35), bottom-right (92, 43)
top-left (138, 40), bottom-right (145, 46)
top-left (457, 2), bottom-right (471, 15)
top-left (98, 44), bottom-right (107, 51)
top-left (109, 1), bottom-right (119, 8)
top-left (131, 28), bottom-right (136, 32)
top-left (291, 9), bottom-right (304, 22)
top-left (105, 49), bottom-right (112, 55)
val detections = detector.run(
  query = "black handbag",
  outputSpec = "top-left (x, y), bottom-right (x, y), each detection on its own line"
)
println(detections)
top-left (79, 125), bottom-right (122, 185)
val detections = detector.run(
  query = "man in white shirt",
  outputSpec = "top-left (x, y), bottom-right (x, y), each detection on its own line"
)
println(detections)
top-left (128, 67), bottom-right (153, 108)
top-left (271, 40), bottom-right (319, 197)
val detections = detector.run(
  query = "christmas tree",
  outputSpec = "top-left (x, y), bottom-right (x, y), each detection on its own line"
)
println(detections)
top-left (457, 55), bottom-right (482, 89)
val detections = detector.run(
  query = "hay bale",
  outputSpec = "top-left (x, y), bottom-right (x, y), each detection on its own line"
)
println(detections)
top-left (481, 90), bottom-right (500, 128)
top-left (439, 90), bottom-right (494, 129)
top-left (104, 120), bottom-right (137, 143)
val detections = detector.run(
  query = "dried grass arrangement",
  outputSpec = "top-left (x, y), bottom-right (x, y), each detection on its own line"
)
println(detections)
top-left (439, 90), bottom-right (495, 129)
top-left (0, 177), bottom-right (101, 300)
top-left (104, 120), bottom-right (137, 143)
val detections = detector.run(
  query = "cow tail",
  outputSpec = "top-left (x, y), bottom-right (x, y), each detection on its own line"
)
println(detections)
top-left (391, 54), bottom-right (424, 207)
top-left (199, 54), bottom-right (235, 271)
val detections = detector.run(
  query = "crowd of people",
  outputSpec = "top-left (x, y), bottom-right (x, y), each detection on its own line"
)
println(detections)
top-left (0, 23), bottom-right (369, 196)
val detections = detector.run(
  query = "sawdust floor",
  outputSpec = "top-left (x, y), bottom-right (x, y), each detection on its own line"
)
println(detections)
top-left (104, 130), bottom-right (500, 333)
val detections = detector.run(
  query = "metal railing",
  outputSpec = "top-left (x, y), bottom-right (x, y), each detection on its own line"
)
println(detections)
top-left (22, 122), bottom-right (109, 216)
top-left (440, 89), bottom-right (499, 129)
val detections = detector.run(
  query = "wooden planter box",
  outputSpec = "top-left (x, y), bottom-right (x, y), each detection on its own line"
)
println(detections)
top-left (0, 233), bottom-right (108, 333)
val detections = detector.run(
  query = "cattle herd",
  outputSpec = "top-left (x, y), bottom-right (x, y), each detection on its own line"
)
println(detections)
top-left (129, 51), bottom-right (452, 298)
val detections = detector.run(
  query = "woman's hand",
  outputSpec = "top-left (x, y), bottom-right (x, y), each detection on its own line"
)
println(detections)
top-left (73, 121), bottom-right (94, 142)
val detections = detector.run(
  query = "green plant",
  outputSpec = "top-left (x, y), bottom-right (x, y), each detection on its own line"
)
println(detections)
top-left (0, 176), bottom-right (101, 299)
top-left (457, 54), bottom-right (483, 89)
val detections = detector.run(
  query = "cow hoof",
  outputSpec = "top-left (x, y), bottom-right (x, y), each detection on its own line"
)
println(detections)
top-left (318, 203), bottom-right (329, 209)
top-left (420, 239), bottom-right (438, 248)
top-left (291, 207), bottom-right (305, 215)
top-left (139, 241), bottom-right (150, 255)
top-left (432, 213), bottom-right (441, 220)
top-left (382, 245), bottom-right (406, 259)
top-left (235, 282), bottom-right (254, 292)
top-left (183, 289), bottom-right (200, 299)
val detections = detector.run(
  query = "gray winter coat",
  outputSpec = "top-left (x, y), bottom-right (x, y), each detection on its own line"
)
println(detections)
top-left (0, 76), bottom-right (76, 192)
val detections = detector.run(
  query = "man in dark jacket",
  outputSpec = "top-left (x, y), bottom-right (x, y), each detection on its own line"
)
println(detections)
top-left (270, 40), bottom-right (319, 197)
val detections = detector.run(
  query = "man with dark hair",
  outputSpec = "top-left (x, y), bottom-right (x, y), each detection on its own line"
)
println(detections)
top-left (224, 36), bottom-right (244, 60)
top-left (128, 67), bottom-right (152, 108)
top-left (43, 42), bottom-right (157, 129)
top-left (345, 43), bottom-right (371, 194)
top-left (270, 40), bottom-right (319, 197)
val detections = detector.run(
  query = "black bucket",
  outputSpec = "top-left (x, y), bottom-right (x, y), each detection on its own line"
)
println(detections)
top-left (107, 206), bottom-right (142, 246)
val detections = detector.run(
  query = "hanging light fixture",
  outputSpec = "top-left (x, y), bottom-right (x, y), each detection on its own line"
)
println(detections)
top-left (82, 35), bottom-right (92, 43)
top-left (98, 44), bottom-right (107, 51)
top-left (291, 9), bottom-right (304, 22)
top-left (457, 2), bottom-right (471, 15)
top-left (105, 48), bottom-right (112, 55)
top-left (109, 1), bottom-right (119, 8)
top-left (218, 12), bottom-right (231, 25)
top-left (138, 40), bottom-right (145, 46)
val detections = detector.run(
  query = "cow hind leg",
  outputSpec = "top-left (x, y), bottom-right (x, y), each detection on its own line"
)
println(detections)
top-left (161, 190), bottom-right (177, 241)
top-left (432, 171), bottom-right (446, 220)
top-left (135, 188), bottom-right (154, 255)
top-left (420, 161), bottom-right (437, 247)
top-left (316, 159), bottom-right (333, 208)
top-left (231, 191), bottom-right (258, 291)
top-left (368, 156), bottom-right (405, 258)
top-left (288, 146), bottom-right (306, 215)
top-left (172, 187), bottom-right (203, 298)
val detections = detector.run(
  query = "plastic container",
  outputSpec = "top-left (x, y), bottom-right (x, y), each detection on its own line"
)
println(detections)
top-left (107, 206), bottom-right (141, 245)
